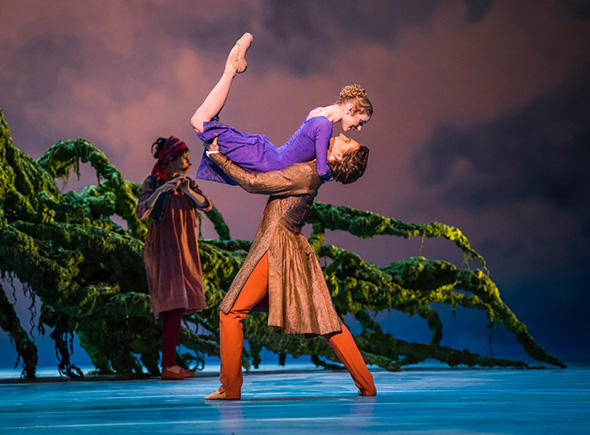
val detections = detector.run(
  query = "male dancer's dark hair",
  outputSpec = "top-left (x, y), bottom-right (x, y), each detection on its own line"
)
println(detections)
top-left (328, 145), bottom-right (369, 184)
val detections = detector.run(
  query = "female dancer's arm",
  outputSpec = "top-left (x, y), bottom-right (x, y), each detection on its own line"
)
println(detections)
top-left (312, 118), bottom-right (333, 181)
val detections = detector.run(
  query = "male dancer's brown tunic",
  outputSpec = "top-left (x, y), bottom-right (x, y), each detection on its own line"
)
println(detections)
top-left (215, 157), bottom-right (341, 335)
top-left (209, 152), bottom-right (376, 398)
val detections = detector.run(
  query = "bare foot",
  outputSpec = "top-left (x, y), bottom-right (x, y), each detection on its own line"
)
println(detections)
top-left (225, 32), bottom-right (253, 75)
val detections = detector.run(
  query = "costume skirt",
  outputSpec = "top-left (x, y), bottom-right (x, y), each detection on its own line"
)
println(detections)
top-left (196, 118), bottom-right (280, 184)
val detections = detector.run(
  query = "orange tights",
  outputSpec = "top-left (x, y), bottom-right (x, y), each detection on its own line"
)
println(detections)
top-left (218, 253), bottom-right (376, 399)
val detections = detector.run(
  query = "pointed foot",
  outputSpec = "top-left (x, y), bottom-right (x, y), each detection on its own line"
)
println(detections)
top-left (225, 32), bottom-right (253, 75)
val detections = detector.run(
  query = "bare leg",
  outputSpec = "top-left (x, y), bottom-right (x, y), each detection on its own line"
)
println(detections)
top-left (190, 33), bottom-right (253, 133)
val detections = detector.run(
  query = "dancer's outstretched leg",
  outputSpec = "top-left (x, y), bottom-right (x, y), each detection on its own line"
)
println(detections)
top-left (191, 32), bottom-right (253, 133)
top-left (324, 324), bottom-right (377, 396)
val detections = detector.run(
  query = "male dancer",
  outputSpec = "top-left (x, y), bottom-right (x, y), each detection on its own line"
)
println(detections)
top-left (189, 33), bottom-right (375, 399)
top-left (203, 136), bottom-right (375, 399)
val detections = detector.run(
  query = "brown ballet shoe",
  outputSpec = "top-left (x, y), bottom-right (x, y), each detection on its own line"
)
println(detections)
top-left (161, 366), bottom-right (195, 380)
top-left (204, 389), bottom-right (240, 400)
top-left (225, 32), bottom-right (253, 75)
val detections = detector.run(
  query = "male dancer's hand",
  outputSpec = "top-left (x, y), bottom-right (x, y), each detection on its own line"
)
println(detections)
top-left (204, 137), bottom-right (220, 153)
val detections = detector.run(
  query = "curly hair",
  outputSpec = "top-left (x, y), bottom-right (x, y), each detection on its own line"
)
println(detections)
top-left (338, 84), bottom-right (373, 116)
top-left (328, 144), bottom-right (370, 184)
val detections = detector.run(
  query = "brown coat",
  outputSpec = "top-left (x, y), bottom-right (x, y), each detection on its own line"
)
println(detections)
top-left (210, 153), bottom-right (342, 335)
top-left (136, 177), bottom-right (212, 318)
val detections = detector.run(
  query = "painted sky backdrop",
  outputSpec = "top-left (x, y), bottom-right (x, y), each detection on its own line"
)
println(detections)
top-left (1, 0), bottom-right (589, 366)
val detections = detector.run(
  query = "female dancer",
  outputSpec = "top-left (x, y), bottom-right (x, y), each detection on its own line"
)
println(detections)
top-left (191, 33), bottom-right (372, 185)
top-left (136, 136), bottom-right (213, 380)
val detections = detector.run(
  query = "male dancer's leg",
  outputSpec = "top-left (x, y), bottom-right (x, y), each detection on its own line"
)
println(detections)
top-left (217, 253), bottom-right (269, 399)
top-left (324, 325), bottom-right (377, 396)
top-left (190, 33), bottom-right (253, 132)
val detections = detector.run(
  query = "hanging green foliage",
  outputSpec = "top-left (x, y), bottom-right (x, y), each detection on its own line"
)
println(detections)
top-left (0, 108), bottom-right (564, 379)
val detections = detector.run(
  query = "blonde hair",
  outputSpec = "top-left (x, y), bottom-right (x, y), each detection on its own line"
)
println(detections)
top-left (338, 84), bottom-right (373, 116)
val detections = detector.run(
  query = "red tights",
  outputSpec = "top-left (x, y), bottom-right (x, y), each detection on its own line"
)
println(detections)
top-left (161, 308), bottom-right (184, 368)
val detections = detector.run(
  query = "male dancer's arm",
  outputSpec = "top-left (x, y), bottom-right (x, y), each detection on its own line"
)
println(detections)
top-left (207, 151), bottom-right (320, 197)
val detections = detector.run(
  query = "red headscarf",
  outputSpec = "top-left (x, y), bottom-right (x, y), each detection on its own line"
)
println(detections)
top-left (151, 136), bottom-right (188, 181)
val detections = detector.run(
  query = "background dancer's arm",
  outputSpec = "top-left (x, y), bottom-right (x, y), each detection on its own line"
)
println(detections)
top-left (181, 178), bottom-right (213, 211)
top-left (136, 177), bottom-right (180, 219)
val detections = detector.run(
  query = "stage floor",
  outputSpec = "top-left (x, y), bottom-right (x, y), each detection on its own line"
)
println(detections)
top-left (1, 363), bottom-right (589, 434)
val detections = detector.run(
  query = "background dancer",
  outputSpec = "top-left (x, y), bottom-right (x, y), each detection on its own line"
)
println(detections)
top-left (136, 136), bottom-right (212, 380)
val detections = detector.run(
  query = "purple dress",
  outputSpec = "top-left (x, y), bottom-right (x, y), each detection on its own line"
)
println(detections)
top-left (196, 116), bottom-right (333, 185)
